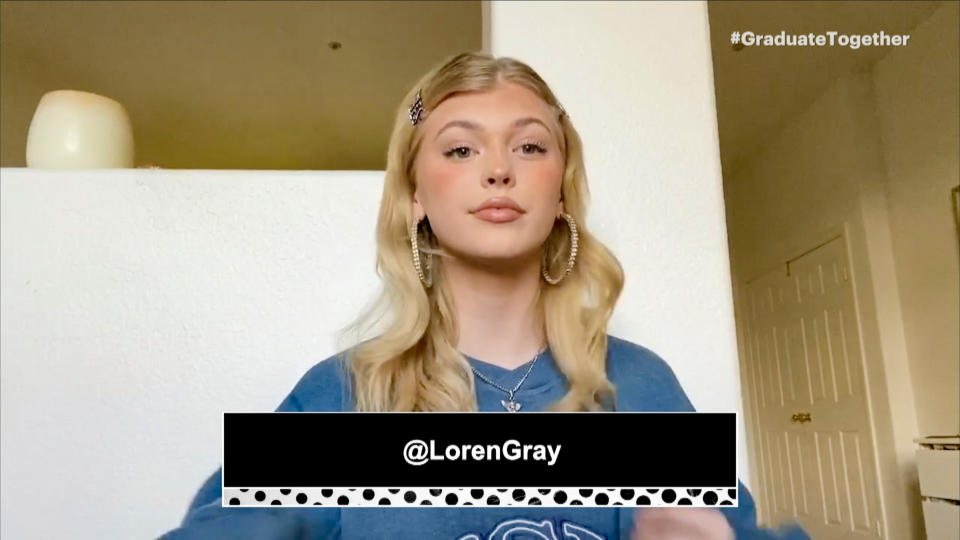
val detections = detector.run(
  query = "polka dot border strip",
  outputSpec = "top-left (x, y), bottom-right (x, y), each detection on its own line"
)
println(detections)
top-left (223, 487), bottom-right (737, 507)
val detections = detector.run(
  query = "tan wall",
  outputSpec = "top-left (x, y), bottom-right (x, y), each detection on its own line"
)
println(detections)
top-left (726, 71), bottom-right (922, 540)
top-left (873, 1), bottom-right (960, 438)
top-left (724, 4), bottom-right (958, 537)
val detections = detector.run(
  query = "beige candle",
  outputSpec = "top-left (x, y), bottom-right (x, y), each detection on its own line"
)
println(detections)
top-left (26, 89), bottom-right (135, 169)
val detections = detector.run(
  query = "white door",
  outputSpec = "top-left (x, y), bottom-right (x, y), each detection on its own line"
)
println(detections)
top-left (743, 235), bottom-right (883, 539)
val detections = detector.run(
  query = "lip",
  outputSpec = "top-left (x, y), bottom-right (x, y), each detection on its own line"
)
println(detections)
top-left (470, 197), bottom-right (525, 223)
top-left (473, 207), bottom-right (523, 223)
top-left (470, 197), bottom-right (524, 213)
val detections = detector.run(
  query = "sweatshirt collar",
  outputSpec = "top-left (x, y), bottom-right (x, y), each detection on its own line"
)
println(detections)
top-left (463, 347), bottom-right (561, 394)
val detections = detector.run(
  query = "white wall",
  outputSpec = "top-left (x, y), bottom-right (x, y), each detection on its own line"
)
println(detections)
top-left (0, 168), bottom-right (384, 538)
top-left (488, 0), bottom-right (748, 482)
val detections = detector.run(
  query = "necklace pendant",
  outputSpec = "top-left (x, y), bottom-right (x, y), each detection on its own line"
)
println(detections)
top-left (501, 399), bottom-right (522, 412)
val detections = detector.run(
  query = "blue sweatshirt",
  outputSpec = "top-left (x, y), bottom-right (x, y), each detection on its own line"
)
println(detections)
top-left (161, 335), bottom-right (809, 539)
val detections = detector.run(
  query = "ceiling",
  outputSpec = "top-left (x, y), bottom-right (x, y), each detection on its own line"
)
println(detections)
top-left (0, 1), bottom-right (945, 174)
top-left (0, 1), bottom-right (481, 170)
top-left (707, 0), bottom-right (944, 178)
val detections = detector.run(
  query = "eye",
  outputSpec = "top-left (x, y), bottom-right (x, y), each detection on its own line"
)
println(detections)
top-left (443, 145), bottom-right (473, 159)
top-left (518, 141), bottom-right (548, 155)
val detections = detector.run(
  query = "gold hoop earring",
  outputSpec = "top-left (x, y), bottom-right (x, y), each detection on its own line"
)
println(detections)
top-left (542, 212), bottom-right (578, 285)
top-left (410, 219), bottom-right (433, 288)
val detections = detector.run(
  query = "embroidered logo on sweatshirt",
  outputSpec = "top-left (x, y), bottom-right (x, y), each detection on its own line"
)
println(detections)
top-left (457, 517), bottom-right (605, 540)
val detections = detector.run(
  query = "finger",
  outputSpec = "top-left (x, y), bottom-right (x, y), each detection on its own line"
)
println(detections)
top-left (633, 507), bottom-right (734, 540)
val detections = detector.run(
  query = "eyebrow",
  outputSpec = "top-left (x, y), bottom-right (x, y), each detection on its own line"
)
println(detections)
top-left (433, 117), bottom-right (551, 141)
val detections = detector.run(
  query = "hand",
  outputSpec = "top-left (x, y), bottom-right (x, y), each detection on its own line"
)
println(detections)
top-left (631, 507), bottom-right (735, 540)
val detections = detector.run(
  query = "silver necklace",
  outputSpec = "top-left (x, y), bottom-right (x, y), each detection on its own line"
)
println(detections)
top-left (467, 346), bottom-right (547, 412)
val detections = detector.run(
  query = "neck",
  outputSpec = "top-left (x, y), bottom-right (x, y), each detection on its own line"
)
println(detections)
top-left (444, 253), bottom-right (546, 371)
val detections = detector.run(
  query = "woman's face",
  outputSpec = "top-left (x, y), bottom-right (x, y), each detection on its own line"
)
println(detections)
top-left (412, 81), bottom-right (565, 269)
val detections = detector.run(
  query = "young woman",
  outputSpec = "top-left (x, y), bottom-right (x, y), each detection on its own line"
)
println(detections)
top-left (162, 52), bottom-right (809, 540)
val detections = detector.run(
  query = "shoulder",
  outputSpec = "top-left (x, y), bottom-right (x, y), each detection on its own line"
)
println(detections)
top-left (605, 334), bottom-right (696, 412)
top-left (274, 349), bottom-right (353, 413)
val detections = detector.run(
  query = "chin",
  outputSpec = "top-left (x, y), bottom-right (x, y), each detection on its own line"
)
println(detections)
top-left (460, 239), bottom-right (539, 265)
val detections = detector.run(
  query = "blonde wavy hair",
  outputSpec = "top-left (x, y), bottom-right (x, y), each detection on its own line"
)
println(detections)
top-left (337, 51), bottom-right (625, 412)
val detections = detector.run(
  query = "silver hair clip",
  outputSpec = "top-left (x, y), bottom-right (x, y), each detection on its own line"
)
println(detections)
top-left (409, 89), bottom-right (424, 125)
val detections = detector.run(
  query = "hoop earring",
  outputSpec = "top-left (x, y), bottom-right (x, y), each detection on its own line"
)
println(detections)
top-left (410, 219), bottom-right (433, 288)
top-left (542, 212), bottom-right (579, 285)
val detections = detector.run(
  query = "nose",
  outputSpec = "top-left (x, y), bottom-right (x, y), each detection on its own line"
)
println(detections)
top-left (486, 172), bottom-right (511, 185)
top-left (485, 149), bottom-right (512, 186)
